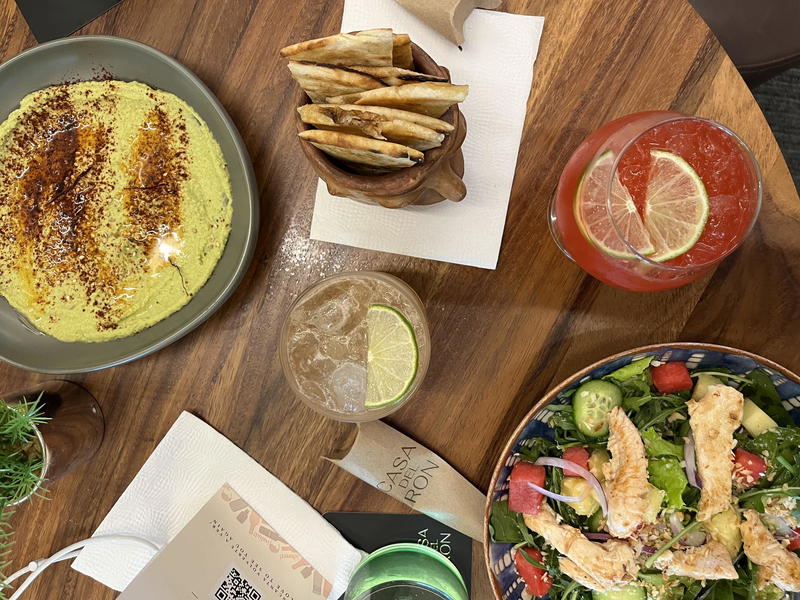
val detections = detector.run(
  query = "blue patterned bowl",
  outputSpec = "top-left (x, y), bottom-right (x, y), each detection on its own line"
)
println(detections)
top-left (483, 343), bottom-right (800, 600)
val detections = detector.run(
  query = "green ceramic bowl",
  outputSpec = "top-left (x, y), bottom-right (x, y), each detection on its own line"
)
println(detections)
top-left (0, 36), bottom-right (259, 373)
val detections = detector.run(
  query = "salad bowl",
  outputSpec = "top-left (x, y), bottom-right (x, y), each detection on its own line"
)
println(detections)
top-left (484, 343), bottom-right (800, 600)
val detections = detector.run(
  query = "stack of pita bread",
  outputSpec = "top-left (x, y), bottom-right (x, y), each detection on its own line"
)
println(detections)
top-left (281, 28), bottom-right (468, 172)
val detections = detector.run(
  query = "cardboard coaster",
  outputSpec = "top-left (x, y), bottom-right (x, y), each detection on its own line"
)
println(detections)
top-left (15, 0), bottom-right (124, 42)
top-left (324, 512), bottom-right (472, 593)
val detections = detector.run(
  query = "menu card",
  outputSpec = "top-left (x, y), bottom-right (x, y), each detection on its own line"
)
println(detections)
top-left (119, 484), bottom-right (332, 599)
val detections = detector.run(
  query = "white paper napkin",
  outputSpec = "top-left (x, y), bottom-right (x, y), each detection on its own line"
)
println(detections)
top-left (309, 0), bottom-right (544, 269)
top-left (71, 412), bottom-right (363, 598)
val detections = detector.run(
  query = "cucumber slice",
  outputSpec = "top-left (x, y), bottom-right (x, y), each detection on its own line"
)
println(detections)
top-left (593, 585), bottom-right (646, 600)
top-left (573, 380), bottom-right (623, 437)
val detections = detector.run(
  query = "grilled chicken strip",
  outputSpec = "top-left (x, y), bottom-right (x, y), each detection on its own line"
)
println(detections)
top-left (688, 384), bottom-right (744, 521)
top-left (741, 509), bottom-right (800, 592)
top-left (524, 504), bottom-right (639, 591)
top-left (602, 406), bottom-right (649, 538)
top-left (654, 539), bottom-right (738, 580)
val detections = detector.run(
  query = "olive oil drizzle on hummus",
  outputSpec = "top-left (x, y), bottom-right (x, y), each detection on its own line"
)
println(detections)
top-left (0, 81), bottom-right (232, 342)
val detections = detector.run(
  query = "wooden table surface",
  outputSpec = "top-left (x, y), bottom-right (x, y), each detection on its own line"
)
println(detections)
top-left (1, 0), bottom-right (798, 597)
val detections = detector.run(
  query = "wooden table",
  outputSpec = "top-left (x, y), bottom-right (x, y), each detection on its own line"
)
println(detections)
top-left (0, 0), bottom-right (798, 597)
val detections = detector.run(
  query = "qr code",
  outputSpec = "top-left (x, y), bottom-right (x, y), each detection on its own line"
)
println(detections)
top-left (214, 567), bottom-right (262, 600)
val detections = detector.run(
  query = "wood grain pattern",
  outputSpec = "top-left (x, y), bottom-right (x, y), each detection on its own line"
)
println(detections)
top-left (0, 0), bottom-right (798, 598)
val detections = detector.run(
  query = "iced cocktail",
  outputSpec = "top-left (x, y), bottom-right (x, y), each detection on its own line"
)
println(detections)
top-left (280, 272), bottom-right (430, 422)
top-left (550, 111), bottom-right (762, 291)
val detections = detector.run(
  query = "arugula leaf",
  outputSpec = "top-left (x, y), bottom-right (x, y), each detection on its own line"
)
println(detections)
top-left (648, 457), bottom-right (688, 508)
top-left (605, 356), bottom-right (654, 383)
top-left (682, 578), bottom-right (703, 600)
top-left (697, 577), bottom-right (754, 600)
top-left (516, 546), bottom-right (549, 571)
top-left (738, 487), bottom-right (800, 512)
top-left (635, 403), bottom-right (687, 432)
top-left (546, 465), bottom-right (586, 529)
top-left (489, 500), bottom-right (525, 543)
top-left (517, 435), bottom-right (558, 463)
top-left (682, 485), bottom-right (701, 511)
top-left (741, 369), bottom-right (793, 427)
top-left (642, 427), bottom-right (685, 459)
top-left (618, 373), bottom-right (653, 401)
top-left (623, 395), bottom-right (655, 411)
top-left (737, 426), bottom-right (800, 489)
top-left (708, 579), bottom-right (734, 600)
top-left (623, 389), bottom-right (688, 433)
top-left (546, 552), bottom-right (592, 600)
top-left (755, 583), bottom-right (784, 600)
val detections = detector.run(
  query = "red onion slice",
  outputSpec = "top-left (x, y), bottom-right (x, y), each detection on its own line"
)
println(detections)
top-left (681, 530), bottom-right (707, 546)
top-left (669, 512), bottom-right (683, 536)
top-left (535, 457), bottom-right (609, 516)
top-left (762, 514), bottom-right (795, 537)
top-left (585, 532), bottom-right (612, 541)
top-left (669, 512), bottom-right (706, 546)
top-left (528, 481), bottom-right (587, 504)
top-left (685, 432), bottom-right (702, 489)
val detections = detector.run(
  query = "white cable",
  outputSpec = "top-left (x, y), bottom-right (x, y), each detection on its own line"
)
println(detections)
top-left (4, 534), bottom-right (160, 600)
top-left (4, 549), bottom-right (81, 585)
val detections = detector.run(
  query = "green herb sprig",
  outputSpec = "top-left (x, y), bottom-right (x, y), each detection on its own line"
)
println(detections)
top-left (0, 395), bottom-right (49, 599)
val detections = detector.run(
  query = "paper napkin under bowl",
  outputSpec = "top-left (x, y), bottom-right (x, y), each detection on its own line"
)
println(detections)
top-left (309, 0), bottom-right (544, 269)
top-left (71, 412), bottom-right (363, 599)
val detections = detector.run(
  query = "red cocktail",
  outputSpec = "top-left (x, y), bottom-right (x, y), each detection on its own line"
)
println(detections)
top-left (550, 111), bottom-right (762, 291)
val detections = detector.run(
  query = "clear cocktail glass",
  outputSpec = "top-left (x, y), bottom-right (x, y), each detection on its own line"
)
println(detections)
top-left (280, 272), bottom-right (430, 422)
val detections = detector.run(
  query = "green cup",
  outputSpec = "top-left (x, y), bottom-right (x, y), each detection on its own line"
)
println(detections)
top-left (345, 543), bottom-right (469, 600)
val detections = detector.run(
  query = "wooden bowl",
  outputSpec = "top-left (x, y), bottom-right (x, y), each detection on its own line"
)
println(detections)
top-left (294, 43), bottom-right (467, 209)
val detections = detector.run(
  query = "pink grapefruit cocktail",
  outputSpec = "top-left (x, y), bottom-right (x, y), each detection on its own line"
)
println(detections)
top-left (550, 111), bottom-right (762, 291)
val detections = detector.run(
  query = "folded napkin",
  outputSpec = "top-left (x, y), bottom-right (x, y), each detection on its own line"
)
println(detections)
top-left (71, 412), bottom-right (363, 599)
top-left (309, 0), bottom-right (544, 269)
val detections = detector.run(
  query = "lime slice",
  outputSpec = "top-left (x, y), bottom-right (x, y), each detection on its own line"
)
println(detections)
top-left (366, 304), bottom-right (419, 408)
top-left (574, 151), bottom-right (655, 258)
top-left (643, 150), bottom-right (709, 262)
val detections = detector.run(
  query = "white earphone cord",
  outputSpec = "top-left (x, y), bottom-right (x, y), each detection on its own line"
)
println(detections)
top-left (3, 535), bottom-right (160, 600)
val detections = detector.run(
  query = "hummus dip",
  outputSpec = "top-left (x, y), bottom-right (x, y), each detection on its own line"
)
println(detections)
top-left (0, 81), bottom-right (232, 342)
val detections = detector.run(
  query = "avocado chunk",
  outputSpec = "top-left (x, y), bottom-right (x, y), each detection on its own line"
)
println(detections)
top-left (643, 484), bottom-right (665, 523)
top-left (742, 398), bottom-right (779, 437)
top-left (707, 508), bottom-right (742, 558)
top-left (561, 476), bottom-right (600, 516)
top-left (589, 448), bottom-right (611, 482)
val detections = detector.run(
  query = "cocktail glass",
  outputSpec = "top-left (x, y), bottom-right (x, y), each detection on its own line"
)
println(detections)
top-left (279, 272), bottom-right (430, 422)
top-left (549, 111), bottom-right (762, 291)
top-left (345, 543), bottom-right (468, 600)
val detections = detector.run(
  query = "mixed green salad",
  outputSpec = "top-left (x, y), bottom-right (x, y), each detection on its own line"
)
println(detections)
top-left (490, 357), bottom-right (800, 600)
